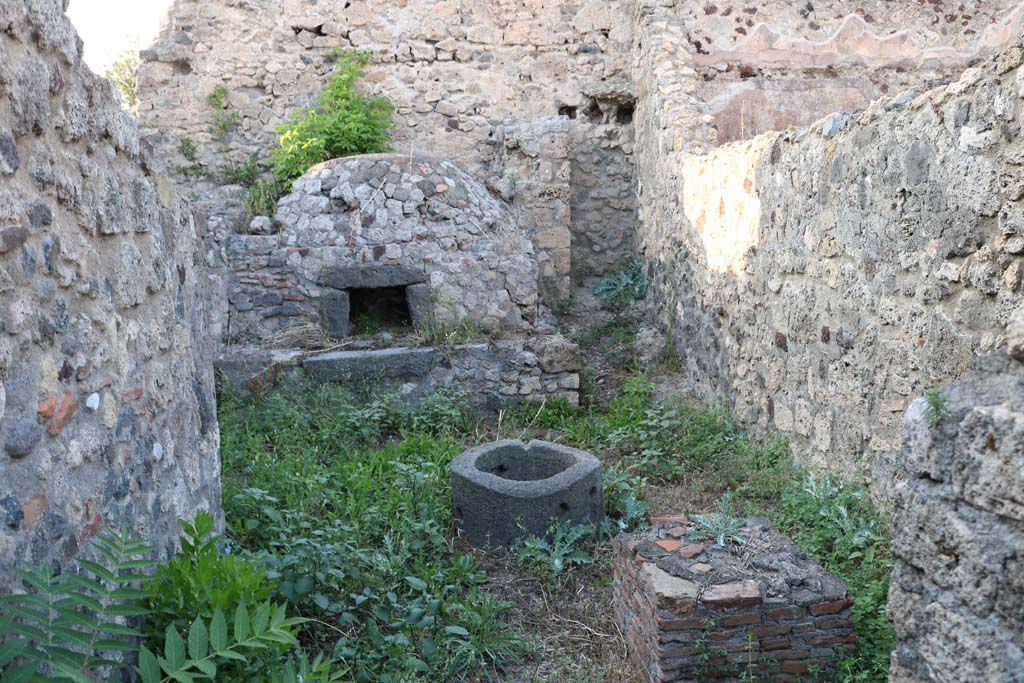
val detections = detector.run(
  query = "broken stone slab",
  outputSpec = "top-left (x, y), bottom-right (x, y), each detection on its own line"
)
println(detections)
top-left (303, 347), bottom-right (435, 383)
top-left (643, 563), bottom-right (699, 613)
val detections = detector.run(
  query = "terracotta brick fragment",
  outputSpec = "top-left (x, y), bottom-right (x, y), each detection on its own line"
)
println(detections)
top-left (702, 579), bottom-right (761, 608)
top-left (655, 539), bottom-right (682, 552)
top-left (816, 617), bottom-right (854, 630)
top-left (37, 397), bottom-right (57, 421)
top-left (665, 525), bottom-right (688, 538)
top-left (718, 612), bottom-right (761, 626)
top-left (657, 616), bottom-right (712, 631)
top-left (760, 637), bottom-right (792, 650)
top-left (808, 598), bottom-right (853, 616)
top-left (48, 389), bottom-right (79, 436)
top-left (752, 623), bottom-right (791, 637)
top-left (767, 605), bottom-right (805, 620)
top-left (678, 543), bottom-right (705, 559)
top-left (809, 634), bottom-right (857, 646)
top-left (781, 660), bottom-right (810, 674)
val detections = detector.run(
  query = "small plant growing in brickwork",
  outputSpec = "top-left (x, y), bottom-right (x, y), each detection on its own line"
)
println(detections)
top-left (272, 51), bottom-right (392, 183)
top-left (923, 384), bottom-right (949, 427)
top-left (245, 178), bottom-right (289, 217)
top-left (222, 156), bottom-right (260, 187)
top-left (175, 136), bottom-right (204, 178)
top-left (208, 84), bottom-right (239, 141)
top-left (689, 494), bottom-right (747, 547)
top-left (593, 258), bottom-right (649, 312)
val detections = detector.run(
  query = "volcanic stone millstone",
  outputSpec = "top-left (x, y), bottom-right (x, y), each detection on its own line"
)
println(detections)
top-left (449, 439), bottom-right (604, 549)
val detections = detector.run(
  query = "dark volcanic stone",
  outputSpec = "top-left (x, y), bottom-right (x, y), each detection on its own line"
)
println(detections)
top-left (5, 418), bottom-right (42, 458)
top-left (449, 440), bottom-right (604, 549)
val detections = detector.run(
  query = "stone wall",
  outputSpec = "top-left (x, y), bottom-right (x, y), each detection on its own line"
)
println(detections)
top-left (0, 1), bottom-right (219, 588)
top-left (635, 17), bottom-right (1024, 495)
top-left (888, 337), bottom-right (1024, 682)
top-left (614, 517), bottom-right (855, 682)
top-left (136, 0), bottom-right (639, 281)
top-left (225, 153), bottom-right (539, 343)
top-left (216, 334), bottom-right (581, 409)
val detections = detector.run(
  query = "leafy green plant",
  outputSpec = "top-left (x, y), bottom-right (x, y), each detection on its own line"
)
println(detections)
top-left (207, 84), bottom-right (228, 109)
top-left (593, 258), bottom-right (649, 312)
top-left (272, 51), bottom-right (392, 183)
top-left (513, 521), bottom-right (594, 577)
top-left (146, 512), bottom-right (275, 641)
top-left (137, 602), bottom-right (304, 683)
top-left (104, 50), bottom-right (140, 111)
top-left (218, 386), bottom-right (527, 682)
top-left (923, 385), bottom-right (949, 427)
top-left (689, 494), bottom-right (747, 546)
top-left (409, 385), bottom-right (472, 434)
top-left (0, 531), bottom-right (154, 681)
top-left (178, 137), bottom-right (198, 162)
top-left (602, 465), bottom-right (651, 534)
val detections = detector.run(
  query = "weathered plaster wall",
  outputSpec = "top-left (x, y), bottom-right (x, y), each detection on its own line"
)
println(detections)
top-left (666, 0), bottom-right (1024, 145)
top-left (635, 12), bottom-right (1024, 495)
top-left (888, 335), bottom-right (1024, 683)
top-left (0, 1), bottom-right (220, 587)
top-left (136, 0), bottom-right (639, 282)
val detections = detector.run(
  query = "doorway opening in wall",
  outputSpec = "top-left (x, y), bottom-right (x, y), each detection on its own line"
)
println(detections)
top-left (349, 286), bottom-right (413, 335)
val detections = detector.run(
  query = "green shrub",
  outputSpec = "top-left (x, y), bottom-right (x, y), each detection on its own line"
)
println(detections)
top-left (146, 512), bottom-right (276, 641)
top-left (218, 385), bottom-right (527, 682)
top-left (513, 521), bottom-right (594, 577)
top-left (923, 385), bottom-right (949, 426)
top-left (689, 494), bottom-right (746, 546)
top-left (105, 51), bottom-right (140, 111)
top-left (271, 52), bottom-right (392, 183)
top-left (409, 385), bottom-right (473, 434)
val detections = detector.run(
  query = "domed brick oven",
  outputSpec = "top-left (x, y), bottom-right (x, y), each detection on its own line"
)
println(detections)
top-left (226, 154), bottom-right (540, 343)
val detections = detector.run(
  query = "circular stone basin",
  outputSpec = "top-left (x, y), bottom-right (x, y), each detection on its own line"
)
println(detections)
top-left (449, 439), bottom-right (604, 549)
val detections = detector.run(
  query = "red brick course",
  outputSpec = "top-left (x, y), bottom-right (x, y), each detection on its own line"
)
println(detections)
top-left (613, 520), bottom-right (856, 682)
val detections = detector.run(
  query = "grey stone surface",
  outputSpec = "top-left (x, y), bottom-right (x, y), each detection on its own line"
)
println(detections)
top-left (4, 418), bottom-right (41, 459)
top-left (221, 155), bottom-right (539, 344)
top-left (320, 290), bottom-right (351, 340)
top-left (0, 0), bottom-right (219, 591)
top-left (303, 347), bottom-right (436, 384)
top-left (449, 439), bottom-right (603, 549)
top-left (889, 350), bottom-right (1024, 683)
top-left (216, 334), bottom-right (581, 407)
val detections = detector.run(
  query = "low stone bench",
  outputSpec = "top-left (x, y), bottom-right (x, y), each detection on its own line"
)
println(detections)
top-left (613, 517), bottom-right (855, 682)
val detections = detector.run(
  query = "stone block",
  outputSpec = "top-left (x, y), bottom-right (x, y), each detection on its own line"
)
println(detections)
top-left (320, 289), bottom-right (350, 339)
top-left (449, 440), bottom-right (603, 549)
